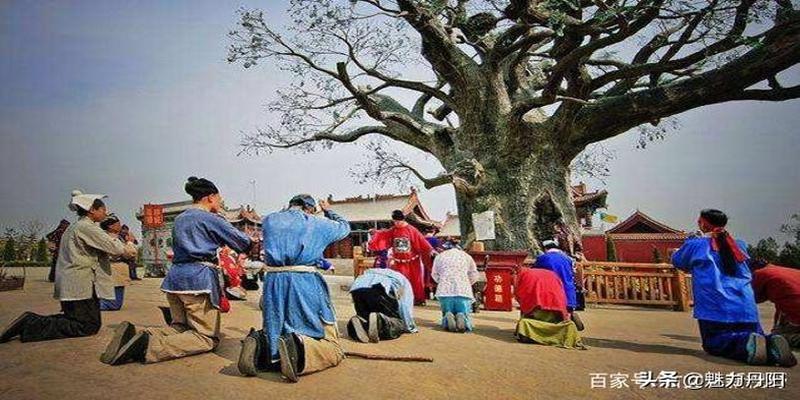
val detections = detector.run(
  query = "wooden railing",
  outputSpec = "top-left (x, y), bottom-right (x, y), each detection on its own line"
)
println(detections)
top-left (577, 261), bottom-right (692, 311)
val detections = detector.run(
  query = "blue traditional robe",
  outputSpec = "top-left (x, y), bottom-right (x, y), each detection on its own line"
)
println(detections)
top-left (160, 208), bottom-right (252, 308)
top-left (261, 208), bottom-right (350, 362)
top-left (534, 250), bottom-right (577, 309)
top-left (671, 237), bottom-right (759, 323)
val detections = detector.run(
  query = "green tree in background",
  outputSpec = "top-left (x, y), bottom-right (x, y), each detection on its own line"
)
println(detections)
top-left (749, 213), bottom-right (800, 268)
top-left (3, 236), bottom-right (16, 262)
top-left (35, 238), bottom-right (48, 263)
top-left (652, 247), bottom-right (663, 264)
top-left (606, 237), bottom-right (617, 262)
top-left (748, 237), bottom-right (781, 263)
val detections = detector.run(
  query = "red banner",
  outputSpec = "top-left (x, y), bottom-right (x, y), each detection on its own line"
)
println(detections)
top-left (142, 204), bottom-right (164, 228)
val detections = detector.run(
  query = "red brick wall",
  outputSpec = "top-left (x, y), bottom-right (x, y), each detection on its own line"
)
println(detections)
top-left (580, 235), bottom-right (684, 262)
top-left (613, 239), bottom-right (684, 263)
top-left (581, 235), bottom-right (607, 261)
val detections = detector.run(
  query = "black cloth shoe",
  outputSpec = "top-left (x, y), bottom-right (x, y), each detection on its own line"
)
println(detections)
top-left (0, 312), bottom-right (34, 343)
top-left (100, 322), bottom-right (136, 364)
top-left (110, 331), bottom-right (149, 365)
top-left (768, 334), bottom-right (798, 367)
top-left (347, 316), bottom-right (370, 343)
top-left (158, 306), bottom-right (172, 325)
top-left (376, 313), bottom-right (405, 340)
top-left (238, 328), bottom-right (262, 376)
top-left (278, 333), bottom-right (301, 383)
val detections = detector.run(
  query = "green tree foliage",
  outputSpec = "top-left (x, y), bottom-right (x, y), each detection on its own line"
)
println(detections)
top-left (606, 237), bottom-right (617, 262)
top-left (2, 237), bottom-right (16, 262)
top-left (750, 213), bottom-right (800, 268)
top-left (747, 237), bottom-right (781, 263)
top-left (35, 238), bottom-right (48, 263)
top-left (652, 247), bottom-right (663, 264)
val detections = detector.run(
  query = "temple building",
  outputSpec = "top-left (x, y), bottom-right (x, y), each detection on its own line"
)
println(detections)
top-left (323, 188), bottom-right (441, 258)
top-left (571, 183), bottom-right (609, 229)
top-left (136, 201), bottom-right (261, 276)
top-left (582, 210), bottom-right (688, 263)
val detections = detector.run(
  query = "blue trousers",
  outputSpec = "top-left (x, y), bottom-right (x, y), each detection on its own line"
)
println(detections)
top-left (438, 296), bottom-right (474, 331)
top-left (697, 319), bottom-right (763, 362)
top-left (99, 287), bottom-right (125, 311)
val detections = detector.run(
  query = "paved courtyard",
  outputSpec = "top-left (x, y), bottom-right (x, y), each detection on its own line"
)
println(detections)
top-left (0, 268), bottom-right (798, 400)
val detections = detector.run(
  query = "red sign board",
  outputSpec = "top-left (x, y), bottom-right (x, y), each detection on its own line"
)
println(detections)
top-left (142, 204), bottom-right (164, 228)
top-left (484, 266), bottom-right (514, 311)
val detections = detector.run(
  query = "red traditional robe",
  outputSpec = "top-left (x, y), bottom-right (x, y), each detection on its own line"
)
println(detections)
top-left (369, 224), bottom-right (433, 303)
top-left (218, 247), bottom-right (246, 303)
top-left (515, 268), bottom-right (569, 321)
top-left (752, 264), bottom-right (800, 326)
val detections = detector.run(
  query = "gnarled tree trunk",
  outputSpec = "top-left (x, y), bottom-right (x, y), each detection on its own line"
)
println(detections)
top-left (447, 120), bottom-right (581, 254)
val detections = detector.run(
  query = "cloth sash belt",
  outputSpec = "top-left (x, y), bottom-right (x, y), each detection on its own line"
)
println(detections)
top-left (263, 265), bottom-right (319, 274)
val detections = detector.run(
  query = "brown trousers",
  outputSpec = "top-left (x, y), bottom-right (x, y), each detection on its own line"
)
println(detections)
top-left (298, 323), bottom-right (345, 375)
top-left (143, 293), bottom-right (220, 363)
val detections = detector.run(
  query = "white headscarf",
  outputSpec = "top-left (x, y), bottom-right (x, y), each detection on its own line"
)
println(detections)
top-left (68, 189), bottom-right (107, 212)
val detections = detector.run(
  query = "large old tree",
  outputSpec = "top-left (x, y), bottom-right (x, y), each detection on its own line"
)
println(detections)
top-left (229, 0), bottom-right (800, 252)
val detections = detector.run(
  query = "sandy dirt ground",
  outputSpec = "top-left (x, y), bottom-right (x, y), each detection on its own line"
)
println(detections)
top-left (1, 268), bottom-right (798, 400)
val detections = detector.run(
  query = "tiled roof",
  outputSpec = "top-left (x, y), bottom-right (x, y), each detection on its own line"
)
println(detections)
top-left (326, 189), bottom-right (437, 227)
top-left (606, 210), bottom-right (684, 234)
top-left (570, 183), bottom-right (608, 208)
top-left (159, 200), bottom-right (194, 215)
top-left (328, 195), bottom-right (411, 222)
top-left (608, 233), bottom-right (688, 241)
top-left (221, 206), bottom-right (262, 225)
top-left (573, 189), bottom-right (608, 207)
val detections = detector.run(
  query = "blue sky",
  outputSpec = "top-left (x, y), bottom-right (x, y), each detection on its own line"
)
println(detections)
top-left (1, 1), bottom-right (798, 244)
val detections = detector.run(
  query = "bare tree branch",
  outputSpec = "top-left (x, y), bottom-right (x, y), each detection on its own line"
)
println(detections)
top-left (573, 11), bottom-right (800, 148)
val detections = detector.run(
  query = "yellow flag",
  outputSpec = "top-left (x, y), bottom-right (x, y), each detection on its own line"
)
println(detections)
top-left (600, 212), bottom-right (618, 223)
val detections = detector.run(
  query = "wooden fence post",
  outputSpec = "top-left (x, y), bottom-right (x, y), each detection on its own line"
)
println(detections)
top-left (673, 269), bottom-right (690, 311)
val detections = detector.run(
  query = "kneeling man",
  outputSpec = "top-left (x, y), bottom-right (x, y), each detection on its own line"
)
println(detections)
top-left (348, 268), bottom-right (418, 343)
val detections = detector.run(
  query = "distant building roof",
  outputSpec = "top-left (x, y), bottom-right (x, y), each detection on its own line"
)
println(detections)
top-left (607, 233), bottom-right (688, 241)
top-left (571, 182), bottom-right (608, 209)
top-left (221, 205), bottom-right (262, 225)
top-left (606, 210), bottom-right (685, 235)
top-left (155, 200), bottom-right (194, 216)
top-left (327, 188), bottom-right (439, 229)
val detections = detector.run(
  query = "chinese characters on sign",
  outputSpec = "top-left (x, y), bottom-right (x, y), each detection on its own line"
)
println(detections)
top-left (493, 274), bottom-right (503, 303)
top-left (590, 371), bottom-right (787, 390)
top-left (142, 204), bottom-right (164, 228)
